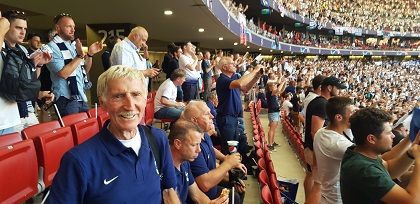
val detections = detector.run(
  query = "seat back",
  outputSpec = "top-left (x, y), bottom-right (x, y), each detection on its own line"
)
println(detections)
top-left (258, 169), bottom-right (269, 186)
top-left (261, 185), bottom-right (273, 204)
top-left (35, 126), bottom-right (74, 188)
top-left (258, 157), bottom-right (267, 171)
top-left (62, 112), bottom-right (88, 127)
top-left (97, 112), bottom-right (110, 129)
top-left (87, 107), bottom-right (107, 118)
top-left (21, 120), bottom-right (61, 140)
top-left (144, 97), bottom-right (154, 125)
top-left (256, 148), bottom-right (264, 159)
top-left (0, 139), bottom-right (38, 204)
top-left (269, 172), bottom-right (279, 192)
top-left (71, 117), bottom-right (100, 145)
top-left (0, 132), bottom-right (22, 148)
top-left (273, 189), bottom-right (283, 204)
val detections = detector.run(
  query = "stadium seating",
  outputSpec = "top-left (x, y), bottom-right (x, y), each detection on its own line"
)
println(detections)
top-left (0, 139), bottom-right (38, 204)
top-left (261, 185), bottom-right (274, 204)
top-left (34, 126), bottom-right (74, 189)
top-left (71, 117), bottom-right (100, 145)
top-left (21, 120), bottom-right (61, 140)
top-left (87, 107), bottom-right (107, 118)
top-left (0, 132), bottom-right (22, 148)
top-left (62, 112), bottom-right (89, 127)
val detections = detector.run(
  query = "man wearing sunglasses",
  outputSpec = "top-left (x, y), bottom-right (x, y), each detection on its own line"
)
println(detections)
top-left (46, 13), bottom-right (103, 116)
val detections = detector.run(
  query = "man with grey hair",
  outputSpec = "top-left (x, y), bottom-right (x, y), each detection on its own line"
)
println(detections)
top-left (47, 65), bottom-right (180, 203)
top-left (110, 26), bottom-right (160, 87)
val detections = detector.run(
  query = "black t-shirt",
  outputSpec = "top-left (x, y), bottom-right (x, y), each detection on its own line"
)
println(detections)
top-left (257, 92), bottom-right (268, 108)
top-left (290, 93), bottom-right (302, 112)
top-left (304, 96), bottom-right (328, 149)
top-left (266, 91), bottom-right (279, 113)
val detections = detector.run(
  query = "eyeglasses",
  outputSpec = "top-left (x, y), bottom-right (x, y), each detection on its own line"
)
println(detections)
top-left (4, 10), bottom-right (27, 19)
top-left (53, 13), bottom-right (72, 24)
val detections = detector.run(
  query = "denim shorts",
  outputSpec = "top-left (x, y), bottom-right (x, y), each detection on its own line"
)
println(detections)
top-left (268, 112), bottom-right (280, 122)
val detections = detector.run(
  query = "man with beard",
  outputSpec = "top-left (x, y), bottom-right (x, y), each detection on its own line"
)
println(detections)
top-left (46, 13), bottom-right (103, 116)
top-left (341, 108), bottom-right (420, 204)
top-left (304, 76), bottom-right (346, 204)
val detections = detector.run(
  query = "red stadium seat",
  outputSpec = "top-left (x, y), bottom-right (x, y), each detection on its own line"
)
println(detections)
top-left (97, 112), bottom-right (110, 129)
top-left (0, 132), bottom-right (22, 148)
top-left (269, 172), bottom-right (280, 192)
top-left (258, 169), bottom-right (269, 186)
top-left (71, 117), bottom-right (100, 145)
top-left (273, 189), bottom-right (283, 204)
top-left (256, 148), bottom-right (264, 159)
top-left (0, 139), bottom-right (38, 204)
top-left (62, 112), bottom-right (88, 127)
top-left (144, 97), bottom-right (154, 125)
top-left (21, 120), bottom-right (61, 140)
top-left (35, 126), bottom-right (74, 189)
top-left (87, 107), bottom-right (107, 118)
top-left (261, 185), bottom-right (273, 204)
top-left (258, 158), bottom-right (267, 171)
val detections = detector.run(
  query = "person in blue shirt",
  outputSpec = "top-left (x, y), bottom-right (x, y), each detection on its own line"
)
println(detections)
top-left (46, 13), bottom-right (103, 116)
top-left (216, 56), bottom-right (263, 161)
top-left (206, 90), bottom-right (220, 139)
top-left (47, 65), bottom-right (179, 204)
top-left (169, 120), bottom-right (228, 204)
top-left (181, 101), bottom-right (246, 204)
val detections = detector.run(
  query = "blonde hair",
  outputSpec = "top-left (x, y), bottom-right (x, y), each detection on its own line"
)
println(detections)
top-left (97, 65), bottom-right (146, 101)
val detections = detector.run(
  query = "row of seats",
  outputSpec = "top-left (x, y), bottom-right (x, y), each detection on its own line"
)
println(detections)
top-left (249, 101), bottom-right (283, 204)
top-left (280, 110), bottom-right (305, 166)
top-left (0, 107), bottom-right (109, 204)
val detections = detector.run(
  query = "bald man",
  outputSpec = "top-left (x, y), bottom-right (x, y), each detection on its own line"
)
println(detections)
top-left (181, 101), bottom-right (246, 204)
top-left (110, 26), bottom-right (159, 87)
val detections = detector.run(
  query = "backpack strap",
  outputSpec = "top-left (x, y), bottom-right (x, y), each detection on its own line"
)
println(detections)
top-left (141, 125), bottom-right (162, 176)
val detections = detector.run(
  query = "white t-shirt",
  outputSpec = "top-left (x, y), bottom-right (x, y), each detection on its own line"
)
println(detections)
top-left (303, 92), bottom-right (318, 117)
top-left (154, 78), bottom-right (177, 113)
top-left (313, 128), bottom-right (353, 204)
top-left (0, 43), bottom-right (22, 131)
top-left (117, 127), bottom-right (141, 156)
top-left (179, 54), bottom-right (200, 81)
top-left (282, 100), bottom-right (293, 116)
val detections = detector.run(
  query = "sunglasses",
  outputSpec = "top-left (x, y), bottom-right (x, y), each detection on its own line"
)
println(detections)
top-left (53, 13), bottom-right (72, 24)
top-left (4, 10), bottom-right (27, 19)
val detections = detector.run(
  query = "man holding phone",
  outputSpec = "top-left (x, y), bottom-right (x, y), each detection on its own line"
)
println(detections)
top-left (110, 26), bottom-right (160, 88)
top-left (216, 56), bottom-right (263, 164)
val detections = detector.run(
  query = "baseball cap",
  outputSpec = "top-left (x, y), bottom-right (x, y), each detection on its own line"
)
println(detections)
top-left (322, 76), bottom-right (347, 89)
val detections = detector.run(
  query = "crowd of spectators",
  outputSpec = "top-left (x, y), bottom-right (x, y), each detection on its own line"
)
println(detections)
top-left (258, 58), bottom-right (420, 120)
top-left (277, 0), bottom-right (419, 33)
top-left (221, 0), bottom-right (420, 51)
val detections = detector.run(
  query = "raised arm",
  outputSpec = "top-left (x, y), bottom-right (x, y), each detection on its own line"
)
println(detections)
top-left (230, 65), bottom-right (263, 92)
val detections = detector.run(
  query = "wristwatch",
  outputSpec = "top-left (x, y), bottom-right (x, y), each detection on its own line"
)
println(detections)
top-left (76, 54), bottom-right (85, 59)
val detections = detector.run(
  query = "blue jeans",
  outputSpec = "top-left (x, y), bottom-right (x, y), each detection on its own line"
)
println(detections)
top-left (0, 127), bottom-right (14, 135)
top-left (216, 115), bottom-right (249, 156)
top-left (176, 86), bottom-right (183, 102)
top-left (56, 96), bottom-right (89, 117)
top-left (182, 83), bottom-right (197, 102)
top-left (154, 107), bottom-right (184, 119)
